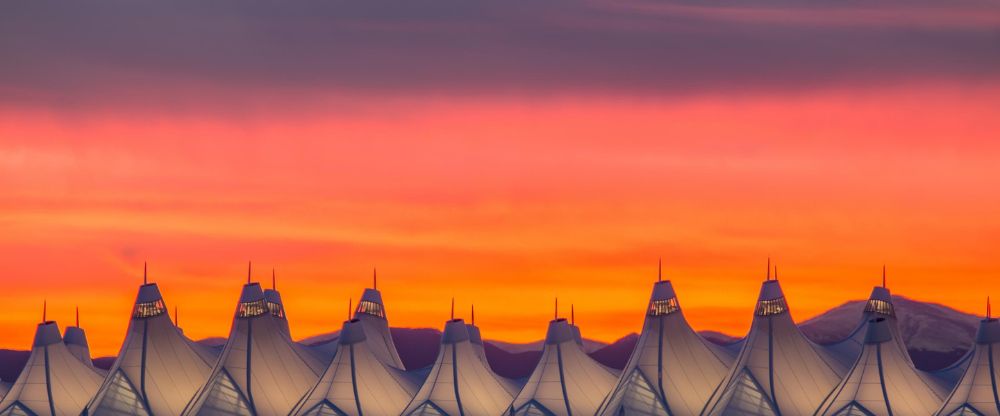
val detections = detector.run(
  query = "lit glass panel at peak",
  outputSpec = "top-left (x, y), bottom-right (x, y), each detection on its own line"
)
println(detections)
top-left (132, 299), bottom-right (166, 319)
top-left (648, 298), bottom-right (680, 316)
top-left (356, 300), bottom-right (385, 319)
top-left (236, 299), bottom-right (267, 318)
top-left (755, 297), bottom-right (788, 316)
top-left (864, 299), bottom-right (895, 317)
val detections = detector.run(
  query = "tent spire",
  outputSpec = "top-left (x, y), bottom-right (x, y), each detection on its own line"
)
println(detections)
top-left (658, 257), bottom-right (662, 282)
top-left (471, 304), bottom-right (475, 325)
top-left (272, 268), bottom-right (276, 290)
top-left (175, 306), bottom-right (179, 326)
top-left (247, 261), bottom-right (251, 284)
top-left (348, 298), bottom-right (353, 320)
top-left (144, 261), bottom-right (148, 285)
top-left (42, 300), bottom-right (47, 323)
top-left (373, 267), bottom-right (377, 290)
top-left (774, 264), bottom-right (778, 280)
top-left (555, 297), bottom-right (559, 320)
top-left (571, 304), bottom-right (575, 325)
top-left (450, 297), bottom-right (455, 320)
top-left (75, 306), bottom-right (79, 327)
top-left (766, 257), bottom-right (771, 281)
top-left (988, 296), bottom-right (992, 319)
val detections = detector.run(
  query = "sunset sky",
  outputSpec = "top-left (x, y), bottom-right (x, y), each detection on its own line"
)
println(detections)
top-left (2, 0), bottom-right (1000, 357)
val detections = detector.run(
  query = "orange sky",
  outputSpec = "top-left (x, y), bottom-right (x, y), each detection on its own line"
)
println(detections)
top-left (2, 85), bottom-right (999, 356)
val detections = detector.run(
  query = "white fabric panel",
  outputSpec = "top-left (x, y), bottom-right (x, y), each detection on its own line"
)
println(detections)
top-left (292, 337), bottom-right (418, 415)
top-left (91, 370), bottom-right (150, 415)
top-left (936, 342), bottom-right (1000, 416)
top-left (0, 324), bottom-right (104, 416)
top-left (510, 322), bottom-right (617, 416)
top-left (602, 370), bottom-right (667, 416)
top-left (598, 307), bottom-right (733, 416)
top-left (90, 309), bottom-right (215, 416)
top-left (818, 331), bottom-right (946, 415)
top-left (714, 370), bottom-right (778, 416)
top-left (356, 314), bottom-right (405, 370)
top-left (703, 281), bottom-right (846, 416)
top-left (819, 342), bottom-right (941, 416)
top-left (184, 287), bottom-right (323, 416)
top-left (824, 289), bottom-right (912, 372)
top-left (402, 325), bottom-right (513, 416)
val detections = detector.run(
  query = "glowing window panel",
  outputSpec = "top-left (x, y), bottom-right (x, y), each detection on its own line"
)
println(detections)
top-left (132, 299), bottom-right (166, 319)
top-left (864, 299), bottom-right (895, 317)
top-left (356, 300), bottom-right (385, 319)
top-left (236, 299), bottom-right (267, 318)
top-left (648, 298), bottom-right (680, 316)
top-left (755, 297), bottom-right (788, 316)
top-left (267, 302), bottom-right (285, 319)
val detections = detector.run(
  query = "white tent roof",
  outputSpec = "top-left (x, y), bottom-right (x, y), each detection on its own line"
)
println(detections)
top-left (63, 325), bottom-right (100, 372)
top-left (597, 280), bottom-right (734, 416)
top-left (825, 285), bottom-right (914, 370)
top-left (507, 318), bottom-right (618, 416)
top-left (401, 319), bottom-right (514, 416)
top-left (935, 315), bottom-right (1000, 416)
top-left (182, 282), bottom-right (324, 416)
top-left (702, 279), bottom-right (847, 416)
top-left (264, 288), bottom-right (290, 336)
top-left (817, 317), bottom-right (947, 415)
top-left (0, 321), bottom-right (104, 416)
top-left (291, 318), bottom-right (420, 416)
top-left (85, 282), bottom-right (218, 416)
top-left (466, 323), bottom-right (522, 396)
top-left (354, 288), bottom-right (406, 369)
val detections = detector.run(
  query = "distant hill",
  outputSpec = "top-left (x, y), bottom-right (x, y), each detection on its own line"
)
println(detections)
top-left (800, 295), bottom-right (979, 370)
top-left (0, 295), bottom-right (983, 381)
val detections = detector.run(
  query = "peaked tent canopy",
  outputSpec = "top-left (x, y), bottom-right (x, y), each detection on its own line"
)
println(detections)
top-left (507, 318), bottom-right (618, 416)
top-left (701, 278), bottom-right (847, 416)
top-left (182, 282), bottom-right (325, 416)
top-left (825, 282), bottom-right (913, 370)
top-left (64, 325), bottom-right (99, 371)
top-left (817, 317), bottom-right (947, 415)
top-left (0, 321), bottom-right (105, 416)
top-left (597, 280), bottom-right (735, 416)
top-left (401, 318), bottom-right (514, 416)
top-left (291, 318), bottom-right (420, 416)
top-left (466, 321), bottom-right (522, 396)
top-left (935, 308), bottom-right (1000, 416)
top-left (85, 282), bottom-right (218, 416)
top-left (353, 286), bottom-right (406, 370)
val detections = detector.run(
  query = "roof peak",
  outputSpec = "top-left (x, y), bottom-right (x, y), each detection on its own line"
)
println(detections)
top-left (545, 318), bottom-right (576, 344)
top-left (758, 279), bottom-right (784, 301)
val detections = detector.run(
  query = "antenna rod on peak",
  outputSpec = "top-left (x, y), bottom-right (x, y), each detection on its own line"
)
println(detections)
top-left (571, 304), bottom-right (575, 325)
top-left (882, 265), bottom-right (886, 288)
top-left (766, 257), bottom-right (771, 281)
top-left (272, 268), bottom-right (276, 290)
top-left (247, 261), bottom-right (252, 284)
top-left (75, 306), bottom-right (79, 327)
top-left (988, 296), bottom-right (992, 319)
top-left (450, 297), bottom-right (455, 320)
top-left (42, 300), bottom-right (47, 323)
top-left (144, 261), bottom-right (148, 285)
top-left (555, 297), bottom-right (559, 320)
top-left (658, 257), bottom-right (662, 282)
top-left (373, 267), bottom-right (377, 290)
top-left (348, 298), bottom-right (352, 320)
top-left (774, 264), bottom-right (778, 281)
top-left (471, 304), bottom-right (475, 325)
top-left (175, 306), bottom-right (179, 327)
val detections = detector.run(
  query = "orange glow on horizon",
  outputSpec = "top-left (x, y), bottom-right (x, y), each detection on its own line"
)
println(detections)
top-left (2, 86), bottom-right (999, 357)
